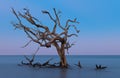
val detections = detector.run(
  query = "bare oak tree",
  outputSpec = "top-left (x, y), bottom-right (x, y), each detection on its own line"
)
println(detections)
top-left (12, 8), bottom-right (80, 68)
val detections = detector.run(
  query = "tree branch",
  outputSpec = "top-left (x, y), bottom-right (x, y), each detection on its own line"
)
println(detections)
top-left (67, 34), bottom-right (78, 37)
top-left (22, 40), bottom-right (32, 48)
top-left (65, 18), bottom-right (79, 28)
top-left (42, 10), bottom-right (56, 22)
top-left (12, 8), bottom-right (21, 23)
top-left (53, 8), bottom-right (64, 30)
top-left (64, 41), bottom-right (75, 53)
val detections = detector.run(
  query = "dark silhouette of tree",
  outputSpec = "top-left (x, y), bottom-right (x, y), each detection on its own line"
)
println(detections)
top-left (12, 8), bottom-right (80, 68)
top-left (95, 64), bottom-right (107, 70)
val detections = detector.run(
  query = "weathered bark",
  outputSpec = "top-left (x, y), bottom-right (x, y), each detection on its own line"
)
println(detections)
top-left (53, 41), bottom-right (67, 67)
top-left (60, 43), bottom-right (67, 67)
top-left (60, 51), bottom-right (67, 67)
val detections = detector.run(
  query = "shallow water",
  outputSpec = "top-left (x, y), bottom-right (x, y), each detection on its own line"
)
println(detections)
top-left (0, 55), bottom-right (120, 78)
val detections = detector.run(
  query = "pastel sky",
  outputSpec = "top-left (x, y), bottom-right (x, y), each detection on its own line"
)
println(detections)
top-left (0, 0), bottom-right (120, 55)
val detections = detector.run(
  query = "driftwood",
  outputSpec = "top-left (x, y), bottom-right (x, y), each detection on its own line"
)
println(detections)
top-left (19, 55), bottom-right (62, 68)
top-left (42, 58), bottom-right (53, 66)
top-left (33, 62), bottom-right (42, 67)
top-left (96, 64), bottom-right (107, 70)
top-left (19, 56), bottom-right (109, 70)
top-left (75, 61), bottom-right (82, 68)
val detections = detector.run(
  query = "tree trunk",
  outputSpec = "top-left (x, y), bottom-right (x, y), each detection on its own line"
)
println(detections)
top-left (59, 51), bottom-right (67, 68)
top-left (53, 42), bottom-right (68, 68)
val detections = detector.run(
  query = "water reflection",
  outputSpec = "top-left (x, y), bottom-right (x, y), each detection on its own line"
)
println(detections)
top-left (59, 68), bottom-right (68, 78)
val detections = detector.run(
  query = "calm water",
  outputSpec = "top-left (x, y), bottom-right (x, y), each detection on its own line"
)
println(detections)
top-left (0, 55), bottom-right (120, 78)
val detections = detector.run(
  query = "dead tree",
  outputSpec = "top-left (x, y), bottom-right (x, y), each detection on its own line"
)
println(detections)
top-left (11, 8), bottom-right (80, 68)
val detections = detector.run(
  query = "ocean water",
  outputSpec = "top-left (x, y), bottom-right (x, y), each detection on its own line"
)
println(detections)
top-left (0, 55), bottom-right (120, 78)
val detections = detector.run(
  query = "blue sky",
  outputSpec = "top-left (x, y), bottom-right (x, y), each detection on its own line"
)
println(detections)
top-left (0, 0), bottom-right (120, 55)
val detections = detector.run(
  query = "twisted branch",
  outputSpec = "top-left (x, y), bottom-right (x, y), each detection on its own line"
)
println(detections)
top-left (12, 8), bottom-right (80, 56)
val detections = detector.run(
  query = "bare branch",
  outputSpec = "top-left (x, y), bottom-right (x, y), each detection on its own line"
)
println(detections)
top-left (22, 8), bottom-right (41, 24)
top-left (53, 8), bottom-right (60, 25)
top-left (53, 8), bottom-right (64, 30)
top-left (22, 47), bottom-right (39, 66)
top-left (24, 56), bottom-right (32, 63)
top-left (65, 18), bottom-right (79, 28)
top-left (18, 12), bottom-right (35, 25)
top-left (24, 29), bottom-right (43, 46)
top-left (67, 25), bottom-right (80, 33)
top-left (11, 22), bottom-right (23, 30)
top-left (32, 47), bottom-right (39, 60)
top-left (11, 8), bottom-right (21, 23)
top-left (67, 34), bottom-right (78, 37)
top-left (22, 40), bottom-right (32, 48)
top-left (42, 10), bottom-right (56, 22)
top-left (17, 8), bottom-right (49, 30)
top-left (64, 41), bottom-right (75, 53)
top-left (52, 23), bottom-right (57, 34)
top-left (42, 9), bottom-right (58, 34)
top-left (23, 8), bottom-right (41, 24)
top-left (42, 58), bottom-right (53, 66)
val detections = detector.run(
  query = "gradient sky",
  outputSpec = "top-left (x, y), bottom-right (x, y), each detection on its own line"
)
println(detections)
top-left (0, 0), bottom-right (120, 55)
